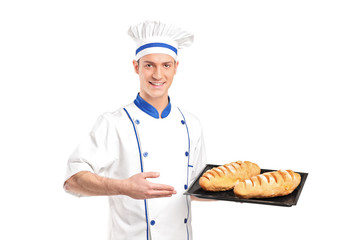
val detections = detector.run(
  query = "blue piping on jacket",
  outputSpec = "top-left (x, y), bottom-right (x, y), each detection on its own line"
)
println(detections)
top-left (124, 108), bottom-right (150, 240)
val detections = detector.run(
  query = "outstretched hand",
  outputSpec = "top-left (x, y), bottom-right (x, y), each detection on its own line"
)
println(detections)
top-left (125, 172), bottom-right (177, 200)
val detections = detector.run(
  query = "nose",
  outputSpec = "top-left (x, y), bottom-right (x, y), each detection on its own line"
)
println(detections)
top-left (152, 67), bottom-right (163, 80)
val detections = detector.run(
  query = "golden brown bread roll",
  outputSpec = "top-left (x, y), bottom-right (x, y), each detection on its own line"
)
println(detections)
top-left (233, 169), bottom-right (301, 199)
top-left (199, 161), bottom-right (261, 191)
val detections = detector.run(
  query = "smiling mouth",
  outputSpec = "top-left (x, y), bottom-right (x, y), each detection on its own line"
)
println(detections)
top-left (149, 81), bottom-right (165, 86)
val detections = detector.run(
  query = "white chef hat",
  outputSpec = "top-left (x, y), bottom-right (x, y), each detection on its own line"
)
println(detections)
top-left (128, 20), bottom-right (194, 61)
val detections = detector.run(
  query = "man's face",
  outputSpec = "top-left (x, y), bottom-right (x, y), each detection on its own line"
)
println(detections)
top-left (133, 53), bottom-right (178, 103)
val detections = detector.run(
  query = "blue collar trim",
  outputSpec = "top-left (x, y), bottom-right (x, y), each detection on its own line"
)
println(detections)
top-left (134, 94), bottom-right (171, 119)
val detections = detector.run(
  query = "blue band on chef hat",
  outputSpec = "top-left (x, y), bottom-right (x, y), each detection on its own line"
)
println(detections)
top-left (135, 42), bottom-right (178, 55)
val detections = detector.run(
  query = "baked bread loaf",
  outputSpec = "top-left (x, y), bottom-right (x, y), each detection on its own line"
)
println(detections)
top-left (199, 161), bottom-right (261, 191)
top-left (233, 169), bottom-right (301, 199)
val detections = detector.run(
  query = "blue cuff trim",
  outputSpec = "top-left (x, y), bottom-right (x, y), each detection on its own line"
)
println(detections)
top-left (134, 93), bottom-right (171, 119)
top-left (136, 42), bottom-right (178, 55)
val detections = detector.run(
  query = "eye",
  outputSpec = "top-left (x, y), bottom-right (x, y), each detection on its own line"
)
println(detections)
top-left (164, 63), bottom-right (172, 68)
top-left (144, 63), bottom-right (152, 68)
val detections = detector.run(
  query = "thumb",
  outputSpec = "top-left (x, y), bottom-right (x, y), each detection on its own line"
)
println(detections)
top-left (142, 172), bottom-right (160, 179)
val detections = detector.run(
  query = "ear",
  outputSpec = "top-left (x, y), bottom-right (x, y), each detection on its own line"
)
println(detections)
top-left (174, 61), bottom-right (179, 74)
top-left (132, 60), bottom-right (139, 74)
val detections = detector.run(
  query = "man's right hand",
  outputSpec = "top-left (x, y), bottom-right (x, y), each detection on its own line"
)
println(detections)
top-left (124, 172), bottom-right (177, 199)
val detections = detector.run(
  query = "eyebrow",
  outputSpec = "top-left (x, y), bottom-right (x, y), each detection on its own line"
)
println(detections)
top-left (142, 61), bottom-right (174, 65)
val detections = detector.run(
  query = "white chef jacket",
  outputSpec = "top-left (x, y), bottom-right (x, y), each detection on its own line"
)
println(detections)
top-left (65, 94), bottom-right (207, 240)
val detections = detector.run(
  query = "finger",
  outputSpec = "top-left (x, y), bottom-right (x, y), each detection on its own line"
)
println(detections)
top-left (147, 190), bottom-right (177, 199)
top-left (150, 182), bottom-right (175, 192)
top-left (142, 172), bottom-right (160, 179)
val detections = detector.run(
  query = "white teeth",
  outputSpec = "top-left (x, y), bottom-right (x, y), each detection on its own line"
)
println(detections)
top-left (150, 82), bottom-right (164, 86)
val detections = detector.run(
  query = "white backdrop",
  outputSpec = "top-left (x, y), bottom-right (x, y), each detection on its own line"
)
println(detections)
top-left (1, 0), bottom-right (359, 239)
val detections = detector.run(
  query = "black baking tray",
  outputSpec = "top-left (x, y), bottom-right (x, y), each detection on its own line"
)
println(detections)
top-left (184, 164), bottom-right (308, 207)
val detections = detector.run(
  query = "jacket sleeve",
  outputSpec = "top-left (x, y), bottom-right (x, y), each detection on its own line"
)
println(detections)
top-left (64, 114), bottom-right (118, 182)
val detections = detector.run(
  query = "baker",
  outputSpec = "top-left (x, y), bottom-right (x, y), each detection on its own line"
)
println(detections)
top-left (64, 20), bottom-right (207, 240)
